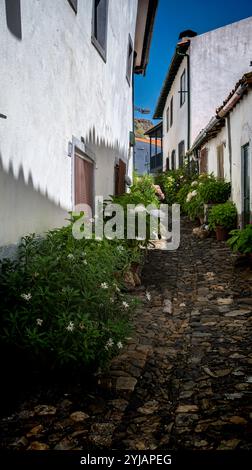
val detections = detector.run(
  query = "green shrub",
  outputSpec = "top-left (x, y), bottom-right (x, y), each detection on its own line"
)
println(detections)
top-left (227, 224), bottom-right (252, 254)
top-left (155, 167), bottom-right (197, 205)
top-left (199, 179), bottom-right (231, 204)
top-left (208, 202), bottom-right (237, 231)
top-left (0, 222), bottom-right (141, 371)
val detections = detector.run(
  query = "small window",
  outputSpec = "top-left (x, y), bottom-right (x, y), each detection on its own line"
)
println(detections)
top-left (178, 140), bottom-right (185, 167)
top-left (171, 150), bottom-right (176, 170)
top-left (180, 69), bottom-right (186, 106)
top-left (92, 0), bottom-right (109, 62)
top-left (166, 107), bottom-right (169, 133)
top-left (126, 35), bottom-right (133, 85)
top-left (166, 156), bottom-right (170, 171)
top-left (170, 97), bottom-right (173, 127)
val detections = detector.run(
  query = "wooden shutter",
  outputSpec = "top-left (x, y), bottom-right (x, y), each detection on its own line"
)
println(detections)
top-left (115, 159), bottom-right (126, 195)
top-left (75, 154), bottom-right (94, 208)
top-left (200, 147), bottom-right (208, 174)
top-left (217, 144), bottom-right (224, 178)
top-left (68, 0), bottom-right (78, 13)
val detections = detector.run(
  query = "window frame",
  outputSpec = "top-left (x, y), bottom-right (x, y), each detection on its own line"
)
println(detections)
top-left (126, 34), bottom-right (133, 86)
top-left (180, 69), bottom-right (186, 107)
top-left (170, 96), bottom-right (173, 127)
top-left (91, 0), bottom-right (109, 63)
top-left (166, 106), bottom-right (169, 133)
top-left (67, 0), bottom-right (78, 14)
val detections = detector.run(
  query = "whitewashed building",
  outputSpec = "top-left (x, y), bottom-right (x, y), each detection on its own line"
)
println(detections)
top-left (153, 17), bottom-right (252, 171)
top-left (0, 0), bottom-right (158, 253)
top-left (189, 72), bottom-right (252, 227)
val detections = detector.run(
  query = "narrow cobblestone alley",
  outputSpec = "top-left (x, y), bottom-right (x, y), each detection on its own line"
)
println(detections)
top-left (1, 219), bottom-right (251, 451)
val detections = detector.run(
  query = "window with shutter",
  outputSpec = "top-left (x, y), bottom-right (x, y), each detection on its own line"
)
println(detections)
top-left (68, 0), bottom-right (78, 14)
top-left (92, 0), bottom-right (109, 62)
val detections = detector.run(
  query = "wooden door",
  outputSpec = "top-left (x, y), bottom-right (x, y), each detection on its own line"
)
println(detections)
top-left (115, 159), bottom-right (126, 195)
top-left (217, 144), bottom-right (224, 179)
top-left (200, 147), bottom-right (208, 174)
top-left (74, 152), bottom-right (94, 208)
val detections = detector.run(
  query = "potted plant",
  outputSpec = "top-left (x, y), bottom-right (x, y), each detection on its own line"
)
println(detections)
top-left (208, 202), bottom-right (237, 241)
top-left (227, 224), bottom-right (252, 263)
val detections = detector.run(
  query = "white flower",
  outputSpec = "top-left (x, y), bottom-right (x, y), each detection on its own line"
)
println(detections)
top-left (110, 297), bottom-right (115, 303)
top-left (146, 291), bottom-right (151, 301)
top-left (186, 190), bottom-right (197, 203)
top-left (122, 301), bottom-right (129, 309)
top-left (83, 259), bottom-right (88, 265)
top-left (66, 321), bottom-right (75, 332)
top-left (117, 341), bottom-right (123, 349)
top-left (117, 245), bottom-right (124, 252)
top-left (36, 318), bottom-right (43, 326)
top-left (67, 253), bottom-right (74, 260)
top-left (21, 293), bottom-right (32, 301)
top-left (100, 282), bottom-right (108, 289)
top-left (105, 338), bottom-right (114, 350)
top-left (191, 181), bottom-right (198, 187)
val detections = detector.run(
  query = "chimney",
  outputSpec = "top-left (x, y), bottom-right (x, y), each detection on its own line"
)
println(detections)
top-left (178, 30), bottom-right (197, 44)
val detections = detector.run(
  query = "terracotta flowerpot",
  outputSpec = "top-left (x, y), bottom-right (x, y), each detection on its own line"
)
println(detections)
top-left (215, 225), bottom-right (229, 241)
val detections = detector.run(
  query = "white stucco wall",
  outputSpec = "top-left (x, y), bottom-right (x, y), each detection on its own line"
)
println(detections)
top-left (229, 92), bottom-right (252, 219)
top-left (162, 16), bottom-right (252, 166)
top-left (0, 0), bottom-right (138, 246)
top-left (162, 57), bottom-right (188, 169)
top-left (204, 126), bottom-right (230, 180)
top-left (190, 16), bottom-right (252, 143)
top-left (200, 91), bottom-right (252, 222)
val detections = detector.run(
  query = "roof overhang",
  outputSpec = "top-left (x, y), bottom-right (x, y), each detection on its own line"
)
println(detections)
top-left (153, 40), bottom-right (190, 119)
top-left (144, 120), bottom-right (163, 137)
top-left (134, 0), bottom-right (159, 75)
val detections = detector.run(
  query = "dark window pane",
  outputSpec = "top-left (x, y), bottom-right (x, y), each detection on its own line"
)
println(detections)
top-left (94, 0), bottom-right (107, 50)
top-left (126, 35), bottom-right (133, 84)
top-left (178, 141), bottom-right (185, 167)
top-left (170, 97), bottom-right (173, 127)
top-left (68, 0), bottom-right (78, 13)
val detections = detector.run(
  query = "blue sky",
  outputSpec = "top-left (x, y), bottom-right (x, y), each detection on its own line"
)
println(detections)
top-left (135, 0), bottom-right (252, 120)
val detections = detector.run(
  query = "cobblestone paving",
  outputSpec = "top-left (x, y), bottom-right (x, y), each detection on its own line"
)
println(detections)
top-left (1, 219), bottom-right (252, 450)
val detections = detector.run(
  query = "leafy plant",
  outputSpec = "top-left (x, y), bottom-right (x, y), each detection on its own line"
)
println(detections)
top-left (208, 202), bottom-right (237, 230)
top-left (0, 221), bottom-right (141, 372)
top-left (199, 179), bottom-right (231, 204)
top-left (227, 224), bottom-right (252, 254)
